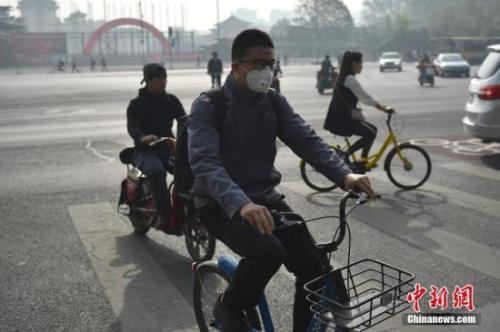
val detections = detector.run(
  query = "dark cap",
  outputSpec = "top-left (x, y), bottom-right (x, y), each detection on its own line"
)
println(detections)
top-left (141, 63), bottom-right (166, 84)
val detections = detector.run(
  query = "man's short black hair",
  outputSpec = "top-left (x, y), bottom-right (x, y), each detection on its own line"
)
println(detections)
top-left (231, 29), bottom-right (274, 62)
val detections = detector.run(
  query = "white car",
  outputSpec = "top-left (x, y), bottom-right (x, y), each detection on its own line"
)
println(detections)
top-left (379, 52), bottom-right (402, 72)
top-left (463, 44), bottom-right (500, 141)
top-left (433, 53), bottom-right (470, 77)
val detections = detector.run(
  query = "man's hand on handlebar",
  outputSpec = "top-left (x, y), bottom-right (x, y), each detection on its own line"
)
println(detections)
top-left (376, 103), bottom-right (394, 114)
top-left (385, 106), bottom-right (395, 114)
top-left (164, 137), bottom-right (176, 151)
top-left (141, 136), bottom-right (176, 150)
top-left (240, 202), bottom-right (275, 235)
top-left (343, 173), bottom-right (378, 200)
top-left (140, 135), bottom-right (158, 145)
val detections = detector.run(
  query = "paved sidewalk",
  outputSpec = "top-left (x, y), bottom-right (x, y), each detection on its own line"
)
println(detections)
top-left (69, 202), bottom-right (198, 332)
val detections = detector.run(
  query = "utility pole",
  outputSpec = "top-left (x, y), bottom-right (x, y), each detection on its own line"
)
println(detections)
top-left (216, 0), bottom-right (220, 41)
top-left (166, 2), bottom-right (173, 69)
top-left (139, 0), bottom-right (146, 65)
top-left (151, 3), bottom-right (155, 26)
top-left (103, 0), bottom-right (107, 21)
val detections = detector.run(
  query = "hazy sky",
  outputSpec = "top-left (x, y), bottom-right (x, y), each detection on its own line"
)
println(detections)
top-left (1, 0), bottom-right (365, 31)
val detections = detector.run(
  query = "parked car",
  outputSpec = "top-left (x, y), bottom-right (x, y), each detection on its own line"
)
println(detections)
top-left (463, 44), bottom-right (500, 142)
top-left (379, 52), bottom-right (402, 72)
top-left (433, 53), bottom-right (470, 77)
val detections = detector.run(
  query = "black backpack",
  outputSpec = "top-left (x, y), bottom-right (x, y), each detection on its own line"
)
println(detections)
top-left (174, 87), bottom-right (281, 196)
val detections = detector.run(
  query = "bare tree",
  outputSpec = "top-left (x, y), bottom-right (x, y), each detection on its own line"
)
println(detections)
top-left (296, 0), bottom-right (354, 28)
top-left (362, 0), bottom-right (500, 36)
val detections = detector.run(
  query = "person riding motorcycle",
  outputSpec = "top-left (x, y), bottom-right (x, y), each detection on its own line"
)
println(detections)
top-left (126, 63), bottom-right (186, 231)
top-left (320, 54), bottom-right (334, 76)
top-left (317, 55), bottom-right (337, 94)
top-left (417, 54), bottom-right (432, 77)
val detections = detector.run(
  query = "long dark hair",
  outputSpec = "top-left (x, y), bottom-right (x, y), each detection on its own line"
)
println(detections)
top-left (336, 51), bottom-right (362, 87)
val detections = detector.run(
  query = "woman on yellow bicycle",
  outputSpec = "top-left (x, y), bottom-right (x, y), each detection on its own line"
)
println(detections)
top-left (324, 51), bottom-right (394, 161)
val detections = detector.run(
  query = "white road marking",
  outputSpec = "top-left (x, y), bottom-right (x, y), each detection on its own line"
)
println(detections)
top-left (370, 172), bottom-right (500, 219)
top-left (0, 119), bottom-right (124, 134)
top-left (0, 126), bottom-right (126, 147)
top-left (398, 218), bottom-right (500, 281)
top-left (85, 140), bottom-right (115, 164)
top-left (280, 179), bottom-right (500, 280)
top-left (442, 162), bottom-right (500, 181)
top-left (45, 109), bottom-right (63, 114)
top-left (68, 202), bottom-right (197, 332)
top-left (71, 108), bottom-right (96, 115)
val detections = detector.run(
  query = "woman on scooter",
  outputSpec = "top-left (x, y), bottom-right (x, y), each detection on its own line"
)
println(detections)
top-left (324, 51), bottom-right (393, 161)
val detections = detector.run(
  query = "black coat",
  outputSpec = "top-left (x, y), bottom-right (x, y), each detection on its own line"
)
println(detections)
top-left (127, 88), bottom-right (186, 148)
top-left (323, 81), bottom-right (358, 137)
top-left (207, 58), bottom-right (223, 74)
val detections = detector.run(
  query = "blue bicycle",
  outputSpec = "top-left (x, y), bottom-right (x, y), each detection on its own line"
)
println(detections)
top-left (192, 192), bottom-right (415, 331)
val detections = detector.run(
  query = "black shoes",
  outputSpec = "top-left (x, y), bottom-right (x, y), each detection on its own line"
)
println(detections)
top-left (154, 215), bottom-right (183, 235)
top-left (213, 295), bottom-right (251, 332)
top-left (154, 215), bottom-right (170, 231)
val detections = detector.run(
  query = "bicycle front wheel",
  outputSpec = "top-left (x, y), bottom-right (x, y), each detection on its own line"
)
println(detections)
top-left (193, 263), bottom-right (262, 331)
top-left (300, 160), bottom-right (338, 192)
top-left (385, 143), bottom-right (431, 190)
top-left (184, 217), bottom-right (216, 262)
top-left (193, 262), bottom-right (229, 332)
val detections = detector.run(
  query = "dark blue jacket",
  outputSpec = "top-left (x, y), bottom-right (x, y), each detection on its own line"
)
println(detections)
top-left (188, 74), bottom-right (351, 217)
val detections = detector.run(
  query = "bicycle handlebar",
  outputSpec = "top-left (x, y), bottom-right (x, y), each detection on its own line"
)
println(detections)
top-left (149, 137), bottom-right (176, 150)
top-left (386, 111), bottom-right (396, 131)
top-left (386, 111), bottom-right (393, 125)
top-left (334, 190), bottom-right (368, 247)
top-left (149, 137), bottom-right (169, 146)
top-left (271, 191), bottom-right (371, 252)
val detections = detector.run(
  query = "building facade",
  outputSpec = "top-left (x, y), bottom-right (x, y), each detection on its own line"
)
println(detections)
top-left (19, 0), bottom-right (60, 32)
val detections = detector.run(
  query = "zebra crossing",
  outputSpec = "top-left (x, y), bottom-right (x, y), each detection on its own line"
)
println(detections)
top-left (3, 64), bottom-right (498, 331)
top-left (64, 137), bottom-right (500, 331)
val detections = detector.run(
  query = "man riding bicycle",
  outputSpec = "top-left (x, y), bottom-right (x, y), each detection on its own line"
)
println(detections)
top-left (188, 29), bottom-right (377, 331)
top-left (126, 63), bottom-right (185, 231)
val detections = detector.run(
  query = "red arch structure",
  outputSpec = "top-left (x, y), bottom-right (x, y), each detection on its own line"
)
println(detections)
top-left (83, 18), bottom-right (171, 56)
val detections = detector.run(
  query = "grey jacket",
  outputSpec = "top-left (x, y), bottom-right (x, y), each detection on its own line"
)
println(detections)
top-left (188, 74), bottom-right (352, 218)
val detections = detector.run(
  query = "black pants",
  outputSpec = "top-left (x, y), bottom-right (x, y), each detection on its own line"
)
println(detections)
top-left (200, 200), bottom-right (327, 332)
top-left (211, 73), bottom-right (222, 88)
top-left (347, 120), bottom-right (378, 158)
top-left (133, 150), bottom-right (171, 220)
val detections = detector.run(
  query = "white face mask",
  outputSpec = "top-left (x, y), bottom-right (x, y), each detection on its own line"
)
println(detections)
top-left (242, 66), bottom-right (273, 93)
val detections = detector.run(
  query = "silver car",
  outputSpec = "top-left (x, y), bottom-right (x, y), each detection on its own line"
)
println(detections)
top-left (463, 44), bottom-right (500, 141)
top-left (379, 52), bottom-right (402, 72)
top-left (433, 53), bottom-right (470, 77)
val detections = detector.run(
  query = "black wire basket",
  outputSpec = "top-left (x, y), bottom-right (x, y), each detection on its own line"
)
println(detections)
top-left (304, 258), bottom-right (415, 331)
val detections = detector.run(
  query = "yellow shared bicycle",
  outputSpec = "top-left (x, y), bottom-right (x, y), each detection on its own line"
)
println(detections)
top-left (300, 112), bottom-right (432, 192)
